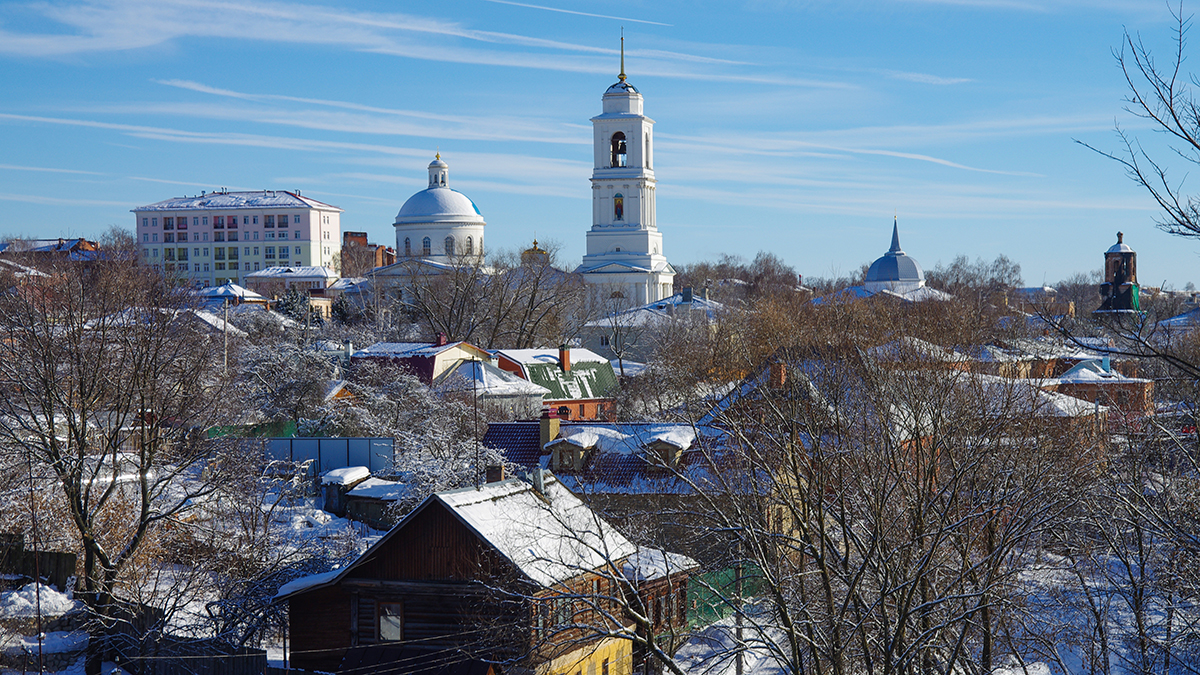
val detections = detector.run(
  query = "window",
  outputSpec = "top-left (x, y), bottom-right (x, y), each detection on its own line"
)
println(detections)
top-left (253, 247), bottom-right (259, 256)
top-left (228, 231), bottom-right (238, 241)
top-left (142, 248), bottom-right (149, 258)
top-left (193, 248), bottom-right (199, 257)
top-left (378, 603), bottom-right (403, 642)
top-left (244, 262), bottom-right (250, 270)
top-left (294, 230), bottom-right (300, 239)
top-left (193, 263), bottom-right (199, 272)
top-left (215, 262), bottom-right (225, 270)
top-left (214, 248), bottom-right (225, 260)
top-left (165, 233), bottom-right (174, 243)
top-left (152, 248), bottom-right (159, 257)
top-left (244, 247), bottom-right (250, 256)
top-left (143, 234), bottom-right (149, 242)
top-left (203, 232), bottom-right (209, 241)
top-left (613, 193), bottom-right (624, 221)
top-left (193, 217), bottom-right (199, 226)
top-left (203, 263), bottom-right (209, 272)
top-left (465, 236), bottom-right (473, 255)
top-left (177, 232), bottom-right (187, 242)
top-left (164, 249), bottom-right (175, 261)
top-left (163, 217), bottom-right (173, 229)
top-left (252, 216), bottom-right (258, 224)
top-left (266, 232), bottom-right (275, 240)
top-left (215, 232), bottom-right (224, 242)
top-left (202, 216), bottom-right (208, 226)
top-left (422, 237), bottom-right (431, 256)
top-left (177, 248), bottom-right (189, 261)
top-left (228, 216), bottom-right (238, 229)
top-left (151, 217), bottom-right (158, 227)
top-left (214, 216), bottom-right (224, 229)
top-left (228, 247), bottom-right (238, 260)
top-left (294, 246), bottom-right (301, 255)
top-left (203, 248), bottom-right (208, 257)
top-left (404, 237), bottom-right (411, 256)
top-left (152, 233), bottom-right (158, 242)
top-left (254, 231), bottom-right (259, 240)
top-left (279, 231), bottom-right (288, 239)
top-left (279, 246), bottom-right (289, 258)
top-left (444, 236), bottom-right (454, 256)
top-left (177, 217), bottom-right (187, 230)
top-left (278, 215), bottom-right (288, 227)
top-left (265, 246), bottom-right (275, 259)
top-left (611, 131), bottom-right (627, 167)
top-left (141, 218), bottom-right (148, 227)
top-left (600, 335), bottom-right (610, 347)
top-left (254, 262), bottom-right (260, 271)
top-left (265, 215), bottom-right (274, 228)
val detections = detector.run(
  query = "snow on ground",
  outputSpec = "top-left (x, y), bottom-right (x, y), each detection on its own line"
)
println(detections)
top-left (0, 583), bottom-right (81, 618)
top-left (3, 631), bottom-right (88, 655)
top-left (674, 602), bottom-right (789, 675)
top-left (992, 659), bottom-right (1052, 675)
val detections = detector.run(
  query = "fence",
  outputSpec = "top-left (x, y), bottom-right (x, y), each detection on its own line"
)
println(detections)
top-left (266, 437), bottom-right (394, 475)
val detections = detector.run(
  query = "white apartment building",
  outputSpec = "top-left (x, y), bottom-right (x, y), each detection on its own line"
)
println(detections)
top-left (132, 190), bottom-right (343, 286)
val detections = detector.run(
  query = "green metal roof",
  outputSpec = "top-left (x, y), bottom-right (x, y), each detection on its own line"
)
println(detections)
top-left (524, 360), bottom-right (618, 401)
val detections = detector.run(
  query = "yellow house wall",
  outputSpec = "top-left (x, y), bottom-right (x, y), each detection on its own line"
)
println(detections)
top-left (536, 634), bottom-right (633, 675)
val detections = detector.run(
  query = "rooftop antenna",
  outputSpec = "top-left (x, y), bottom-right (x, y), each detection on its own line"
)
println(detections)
top-left (619, 29), bottom-right (626, 82)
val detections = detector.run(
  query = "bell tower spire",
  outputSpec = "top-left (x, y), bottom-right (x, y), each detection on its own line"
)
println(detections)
top-left (619, 30), bottom-right (626, 82)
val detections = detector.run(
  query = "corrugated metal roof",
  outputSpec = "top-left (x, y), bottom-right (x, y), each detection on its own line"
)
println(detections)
top-left (524, 360), bottom-right (618, 401)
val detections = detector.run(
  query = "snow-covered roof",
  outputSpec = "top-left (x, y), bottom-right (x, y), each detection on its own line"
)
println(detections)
top-left (867, 336), bottom-right (970, 364)
top-left (86, 307), bottom-right (248, 337)
top-left (620, 547), bottom-right (699, 583)
top-left (276, 474), bottom-right (639, 600)
top-left (1053, 359), bottom-right (1150, 383)
top-left (347, 477), bottom-right (409, 501)
top-left (432, 359), bottom-right (550, 398)
top-left (321, 466), bottom-right (370, 486)
top-left (497, 347), bottom-right (608, 366)
top-left (132, 190), bottom-right (341, 212)
top-left (245, 266), bottom-right (338, 279)
top-left (583, 292), bottom-right (724, 329)
top-left (194, 282), bottom-right (264, 300)
top-left (328, 277), bottom-right (367, 292)
top-left (550, 424), bottom-right (696, 455)
top-left (353, 341), bottom-right (484, 359)
top-left (437, 476), bottom-right (637, 587)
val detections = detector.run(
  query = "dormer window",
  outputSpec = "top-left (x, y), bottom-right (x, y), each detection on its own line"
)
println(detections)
top-left (611, 132), bottom-right (627, 168)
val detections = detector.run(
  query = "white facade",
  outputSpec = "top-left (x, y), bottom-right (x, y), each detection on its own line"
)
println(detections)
top-left (576, 60), bottom-right (675, 307)
top-left (132, 190), bottom-right (342, 287)
top-left (394, 156), bottom-right (486, 261)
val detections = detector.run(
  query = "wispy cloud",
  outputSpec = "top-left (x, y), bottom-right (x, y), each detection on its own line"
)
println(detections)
top-left (481, 0), bottom-right (672, 26)
top-left (0, 192), bottom-right (131, 207)
top-left (876, 69), bottom-right (973, 85)
top-left (0, 163), bottom-right (104, 175)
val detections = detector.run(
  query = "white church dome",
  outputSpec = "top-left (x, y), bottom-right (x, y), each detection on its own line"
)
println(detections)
top-left (865, 221), bottom-right (925, 293)
top-left (394, 156), bottom-right (484, 225)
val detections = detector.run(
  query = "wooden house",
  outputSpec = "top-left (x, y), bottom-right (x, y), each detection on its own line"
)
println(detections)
top-left (277, 474), bottom-right (651, 675)
top-left (352, 338), bottom-right (492, 385)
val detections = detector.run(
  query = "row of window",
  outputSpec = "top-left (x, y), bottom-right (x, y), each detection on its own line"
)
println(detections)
top-left (401, 235), bottom-right (479, 257)
top-left (144, 245), bottom-right (302, 260)
top-left (142, 214), bottom-right (304, 228)
top-left (159, 262), bottom-right (270, 273)
top-left (143, 230), bottom-right (303, 243)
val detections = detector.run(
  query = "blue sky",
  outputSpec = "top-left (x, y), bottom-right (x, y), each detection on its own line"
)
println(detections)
top-left (1, 0), bottom-right (1197, 287)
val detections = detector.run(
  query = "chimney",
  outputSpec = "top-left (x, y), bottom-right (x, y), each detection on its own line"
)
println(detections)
top-left (797, 273), bottom-right (803, 288)
top-left (768, 362), bottom-right (787, 389)
top-left (681, 287), bottom-right (693, 304)
top-left (485, 464), bottom-right (506, 483)
top-left (559, 344), bottom-right (571, 372)
top-left (436, 332), bottom-right (448, 347)
top-left (540, 409), bottom-right (560, 450)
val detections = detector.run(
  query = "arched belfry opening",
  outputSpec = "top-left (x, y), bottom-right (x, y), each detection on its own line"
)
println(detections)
top-left (611, 132), bottom-right (627, 168)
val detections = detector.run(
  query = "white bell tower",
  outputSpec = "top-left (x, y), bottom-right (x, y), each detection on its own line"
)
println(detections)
top-left (577, 38), bottom-right (675, 307)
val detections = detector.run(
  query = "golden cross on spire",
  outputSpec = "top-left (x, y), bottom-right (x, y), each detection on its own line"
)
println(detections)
top-left (619, 29), bottom-right (626, 82)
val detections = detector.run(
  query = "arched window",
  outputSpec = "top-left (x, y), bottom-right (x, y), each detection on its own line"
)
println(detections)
top-left (465, 236), bottom-right (473, 255)
top-left (613, 193), bottom-right (624, 221)
top-left (646, 136), bottom-right (651, 168)
top-left (444, 236), bottom-right (455, 256)
top-left (609, 290), bottom-right (625, 299)
top-left (404, 237), bottom-right (411, 256)
top-left (422, 237), bottom-right (431, 256)
top-left (610, 132), bottom-right (627, 168)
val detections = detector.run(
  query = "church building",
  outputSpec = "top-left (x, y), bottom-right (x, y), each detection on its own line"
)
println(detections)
top-left (576, 43), bottom-right (675, 307)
